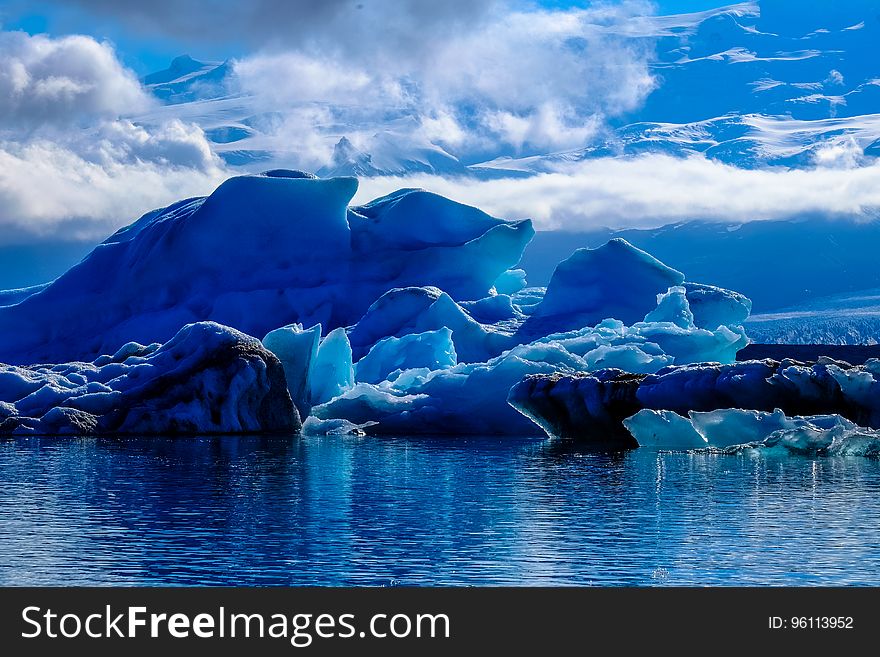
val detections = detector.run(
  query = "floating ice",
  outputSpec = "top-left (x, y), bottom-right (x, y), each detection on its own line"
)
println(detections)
top-left (527, 239), bottom-right (685, 333)
top-left (682, 283), bottom-right (751, 330)
top-left (622, 407), bottom-right (879, 456)
top-left (310, 328), bottom-right (355, 406)
top-left (355, 328), bottom-right (456, 384)
top-left (622, 409), bottom-right (707, 450)
top-left (346, 286), bottom-right (510, 364)
top-left (0, 322), bottom-right (297, 435)
top-left (0, 172), bottom-right (762, 437)
top-left (312, 341), bottom-right (589, 435)
top-left (301, 416), bottom-right (377, 436)
top-left (510, 358), bottom-right (880, 443)
top-left (644, 286), bottom-right (694, 328)
top-left (0, 174), bottom-right (533, 365)
top-left (262, 323), bottom-right (321, 419)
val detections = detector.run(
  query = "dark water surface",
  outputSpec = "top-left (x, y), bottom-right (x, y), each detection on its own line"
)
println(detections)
top-left (1, 435), bottom-right (878, 586)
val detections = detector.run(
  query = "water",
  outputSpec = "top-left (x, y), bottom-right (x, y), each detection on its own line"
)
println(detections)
top-left (1, 434), bottom-right (879, 586)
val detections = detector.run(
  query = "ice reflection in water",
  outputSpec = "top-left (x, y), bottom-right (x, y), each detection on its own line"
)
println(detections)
top-left (1, 435), bottom-right (878, 586)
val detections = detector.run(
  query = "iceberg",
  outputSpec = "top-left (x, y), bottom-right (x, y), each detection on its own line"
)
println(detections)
top-left (620, 406), bottom-right (880, 457)
top-left (623, 407), bottom-right (860, 451)
top-left (355, 328), bottom-right (457, 384)
top-left (312, 342), bottom-right (590, 435)
top-left (307, 275), bottom-right (748, 436)
top-left (682, 283), bottom-right (751, 330)
top-left (346, 286), bottom-right (511, 364)
top-left (1, 170), bottom-right (762, 438)
top-left (509, 358), bottom-right (880, 442)
top-left (622, 409), bottom-right (707, 450)
top-left (0, 322), bottom-right (297, 435)
top-left (0, 173), bottom-right (533, 365)
top-left (524, 239), bottom-right (685, 334)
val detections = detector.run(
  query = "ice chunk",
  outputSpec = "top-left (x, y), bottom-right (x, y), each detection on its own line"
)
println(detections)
top-left (510, 358), bottom-right (880, 441)
top-left (493, 269), bottom-right (527, 295)
top-left (262, 323), bottom-right (321, 419)
top-left (302, 416), bottom-right (377, 436)
top-left (622, 410), bottom-right (707, 449)
top-left (508, 369), bottom-right (642, 445)
top-left (582, 344), bottom-right (673, 373)
top-left (528, 239), bottom-right (685, 332)
top-left (350, 188), bottom-right (512, 251)
top-left (683, 283), bottom-right (751, 329)
top-left (347, 286), bottom-right (511, 364)
top-left (688, 408), bottom-right (788, 448)
top-left (355, 328), bottom-right (456, 384)
top-left (729, 423), bottom-right (880, 458)
top-left (624, 407), bottom-right (874, 455)
top-left (459, 294), bottom-right (519, 323)
top-left (313, 341), bottom-right (589, 435)
top-left (0, 322), bottom-right (297, 435)
top-left (310, 328), bottom-right (355, 406)
top-left (644, 286), bottom-right (694, 329)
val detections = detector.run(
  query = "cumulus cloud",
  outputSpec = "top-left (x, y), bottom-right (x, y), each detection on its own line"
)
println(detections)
top-left (227, 1), bottom-right (657, 156)
top-left (354, 154), bottom-right (880, 229)
top-left (0, 31), bottom-right (227, 242)
top-left (0, 125), bottom-right (225, 241)
top-left (0, 31), bottom-right (151, 128)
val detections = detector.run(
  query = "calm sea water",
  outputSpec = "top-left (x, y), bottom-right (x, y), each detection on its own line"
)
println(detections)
top-left (1, 435), bottom-right (879, 586)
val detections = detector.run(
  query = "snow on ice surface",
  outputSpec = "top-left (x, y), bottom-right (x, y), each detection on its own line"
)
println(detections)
top-left (0, 322), bottom-right (297, 435)
top-left (0, 173), bottom-right (533, 365)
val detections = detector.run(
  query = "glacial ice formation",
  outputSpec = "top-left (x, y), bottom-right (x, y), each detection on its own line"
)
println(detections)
top-left (0, 172), bottom-right (758, 437)
top-left (622, 409), bottom-right (707, 450)
top-left (261, 323), bottom-right (321, 419)
top-left (0, 173), bottom-right (533, 365)
top-left (623, 407), bottom-right (880, 458)
top-left (309, 327), bottom-right (355, 406)
top-left (0, 322), bottom-right (297, 435)
top-left (522, 238), bottom-right (686, 336)
top-left (354, 328), bottom-right (457, 385)
top-left (510, 357), bottom-right (880, 447)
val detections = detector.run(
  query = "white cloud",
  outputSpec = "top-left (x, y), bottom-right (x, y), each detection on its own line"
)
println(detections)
top-left (0, 31), bottom-right (152, 127)
top-left (0, 127), bottom-right (225, 241)
top-left (228, 2), bottom-right (657, 157)
top-left (353, 154), bottom-right (880, 230)
top-left (0, 32), bottom-right (227, 242)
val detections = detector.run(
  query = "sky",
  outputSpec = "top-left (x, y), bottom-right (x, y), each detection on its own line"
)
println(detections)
top-left (1, 1), bottom-right (730, 72)
top-left (0, 0), bottom-right (878, 262)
